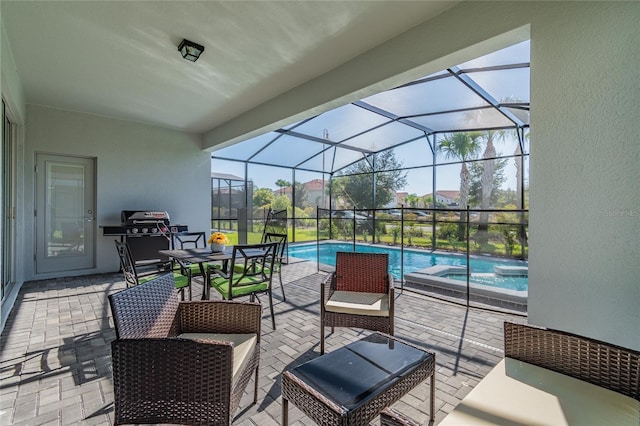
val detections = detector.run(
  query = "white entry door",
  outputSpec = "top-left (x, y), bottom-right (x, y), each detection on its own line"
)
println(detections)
top-left (36, 154), bottom-right (96, 273)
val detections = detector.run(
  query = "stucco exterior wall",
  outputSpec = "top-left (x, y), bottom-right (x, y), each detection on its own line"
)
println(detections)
top-left (527, 2), bottom-right (640, 349)
top-left (23, 105), bottom-right (211, 280)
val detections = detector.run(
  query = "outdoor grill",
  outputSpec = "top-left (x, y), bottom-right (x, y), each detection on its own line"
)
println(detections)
top-left (103, 210), bottom-right (187, 265)
top-left (120, 210), bottom-right (171, 235)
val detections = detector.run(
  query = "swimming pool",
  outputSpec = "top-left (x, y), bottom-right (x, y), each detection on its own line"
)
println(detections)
top-left (287, 242), bottom-right (528, 291)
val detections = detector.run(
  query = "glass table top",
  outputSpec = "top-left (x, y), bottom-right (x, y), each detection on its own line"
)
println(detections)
top-left (291, 334), bottom-right (431, 410)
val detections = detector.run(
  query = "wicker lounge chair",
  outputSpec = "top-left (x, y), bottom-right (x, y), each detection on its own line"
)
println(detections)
top-left (109, 273), bottom-right (261, 425)
top-left (320, 251), bottom-right (394, 354)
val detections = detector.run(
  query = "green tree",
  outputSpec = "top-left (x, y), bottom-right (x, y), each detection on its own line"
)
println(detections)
top-left (271, 195), bottom-right (291, 212)
top-left (275, 179), bottom-right (291, 197)
top-left (437, 132), bottom-right (482, 211)
top-left (404, 193), bottom-right (419, 208)
top-left (468, 159), bottom-right (507, 208)
top-left (253, 187), bottom-right (275, 208)
top-left (292, 181), bottom-right (309, 209)
top-left (477, 130), bottom-right (507, 244)
top-left (333, 150), bottom-right (407, 209)
top-left (437, 132), bottom-right (482, 239)
top-left (422, 194), bottom-right (446, 208)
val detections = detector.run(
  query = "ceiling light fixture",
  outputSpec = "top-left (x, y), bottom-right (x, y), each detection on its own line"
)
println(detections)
top-left (178, 39), bottom-right (205, 62)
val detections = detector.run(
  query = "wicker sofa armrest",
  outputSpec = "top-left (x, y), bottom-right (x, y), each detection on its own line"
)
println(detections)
top-left (178, 300), bottom-right (261, 337)
top-left (111, 338), bottom-right (237, 424)
top-left (504, 321), bottom-right (640, 400)
top-left (320, 272), bottom-right (337, 307)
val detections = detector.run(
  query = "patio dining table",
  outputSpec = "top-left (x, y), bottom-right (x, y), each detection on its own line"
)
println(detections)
top-left (159, 247), bottom-right (232, 300)
top-left (159, 247), bottom-right (268, 300)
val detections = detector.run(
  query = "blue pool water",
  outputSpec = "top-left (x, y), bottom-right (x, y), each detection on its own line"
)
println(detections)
top-left (288, 242), bottom-right (528, 291)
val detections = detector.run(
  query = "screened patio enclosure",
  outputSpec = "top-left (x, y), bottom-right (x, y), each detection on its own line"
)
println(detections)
top-left (212, 39), bottom-right (529, 235)
top-left (211, 40), bottom-right (530, 311)
top-left (212, 42), bottom-right (527, 305)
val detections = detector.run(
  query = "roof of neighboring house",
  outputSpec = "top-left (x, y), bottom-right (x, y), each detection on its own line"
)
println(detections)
top-left (423, 190), bottom-right (460, 200)
top-left (305, 179), bottom-right (327, 191)
top-left (273, 179), bottom-right (328, 195)
top-left (211, 172), bottom-right (245, 181)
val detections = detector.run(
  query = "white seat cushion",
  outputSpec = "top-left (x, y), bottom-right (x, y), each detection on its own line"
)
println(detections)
top-left (440, 357), bottom-right (640, 426)
top-left (324, 291), bottom-right (389, 317)
top-left (178, 333), bottom-right (257, 383)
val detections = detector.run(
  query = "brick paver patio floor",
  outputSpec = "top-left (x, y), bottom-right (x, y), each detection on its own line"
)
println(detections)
top-left (0, 260), bottom-right (526, 425)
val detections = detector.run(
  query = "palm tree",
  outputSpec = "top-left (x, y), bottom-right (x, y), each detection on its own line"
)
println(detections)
top-left (405, 193), bottom-right (419, 208)
top-left (437, 132), bottom-right (481, 239)
top-left (437, 132), bottom-right (481, 211)
top-left (477, 130), bottom-right (507, 245)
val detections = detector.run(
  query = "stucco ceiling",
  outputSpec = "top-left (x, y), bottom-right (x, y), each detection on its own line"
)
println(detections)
top-left (1, 1), bottom-right (459, 134)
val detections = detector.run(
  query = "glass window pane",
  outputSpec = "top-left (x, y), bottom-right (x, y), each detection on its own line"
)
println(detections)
top-left (458, 40), bottom-right (530, 69)
top-left (248, 164), bottom-right (288, 194)
top-left (211, 158), bottom-right (245, 180)
top-left (505, 107), bottom-right (530, 126)
top-left (211, 160), bottom-right (246, 227)
top-left (212, 132), bottom-right (276, 161)
top-left (297, 147), bottom-right (336, 173)
top-left (523, 156), bottom-right (530, 210)
top-left (331, 146), bottom-right (367, 173)
top-left (434, 163), bottom-right (463, 205)
top-left (412, 108), bottom-right (514, 132)
top-left (466, 67), bottom-right (530, 104)
top-left (293, 104), bottom-right (389, 142)
top-left (47, 162), bottom-right (85, 257)
top-left (363, 76), bottom-right (489, 116)
top-left (340, 121), bottom-right (424, 152)
top-left (294, 170), bottom-right (329, 210)
top-left (490, 130), bottom-right (520, 159)
top-left (465, 158), bottom-right (511, 209)
top-left (243, 165), bottom-right (286, 241)
top-left (331, 173), bottom-right (374, 209)
top-left (392, 137), bottom-right (435, 168)
top-left (404, 167), bottom-right (434, 204)
top-left (523, 129), bottom-right (531, 155)
top-left (252, 134), bottom-right (323, 167)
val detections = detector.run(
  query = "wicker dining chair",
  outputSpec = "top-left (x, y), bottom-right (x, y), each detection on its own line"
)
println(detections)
top-left (320, 251), bottom-right (394, 354)
top-left (109, 273), bottom-right (262, 425)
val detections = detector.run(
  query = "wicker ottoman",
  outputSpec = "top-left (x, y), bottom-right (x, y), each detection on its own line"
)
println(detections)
top-left (281, 333), bottom-right (435, 426)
